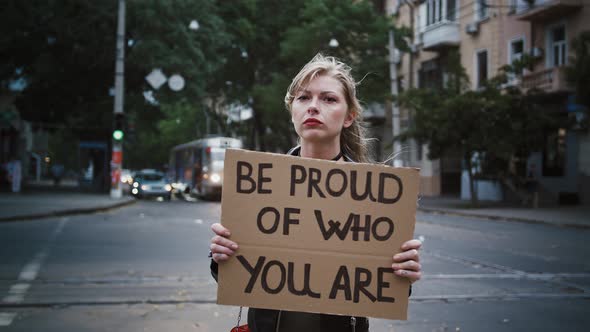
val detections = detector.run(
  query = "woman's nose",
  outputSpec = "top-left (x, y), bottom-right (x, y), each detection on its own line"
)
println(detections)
top-left (307, 98), bottom-right (319, 114)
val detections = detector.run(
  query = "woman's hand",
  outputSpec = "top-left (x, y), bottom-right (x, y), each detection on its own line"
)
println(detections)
top-left (210, 223), bottom-right (239, 263)
top-left (392, 239), bottom-right (422, 284)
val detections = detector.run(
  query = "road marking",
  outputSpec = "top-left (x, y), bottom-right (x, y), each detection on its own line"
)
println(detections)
top-left (194, 219), bottom-right (203, 224)
top-left (0, 218), bottom-right (69, 326)
top-left (0, 313), bottom-right (16, 326)
top-left (2, 295), bottom-right (24, 303)
top-left (425, 273), bottom-right (590, 280)
top-left (8, 284), bottom-right (30, 294)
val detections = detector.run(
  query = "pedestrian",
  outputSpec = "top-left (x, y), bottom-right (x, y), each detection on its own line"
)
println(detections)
top-left (209, 54), bottom-right (422, 331)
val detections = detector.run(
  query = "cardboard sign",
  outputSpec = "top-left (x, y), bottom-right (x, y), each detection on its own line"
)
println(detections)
top-left (217, 149), bottom-right (419, 320)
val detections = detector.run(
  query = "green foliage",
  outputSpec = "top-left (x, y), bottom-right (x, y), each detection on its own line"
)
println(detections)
top-left (399, 54), bottom-right (556, 204)
top-left (2, 0), bottom-right (396, 169)
top-left (566, 30), bottom-right (590, 108)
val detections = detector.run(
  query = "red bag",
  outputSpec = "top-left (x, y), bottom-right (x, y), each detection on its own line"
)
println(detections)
top-left (230, 307), bottom-right (250, 332)
top-left (230, 325), bottom-right (250, 332)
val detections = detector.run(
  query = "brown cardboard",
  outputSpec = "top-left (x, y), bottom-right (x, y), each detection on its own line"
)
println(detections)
top-left (217, 149), bottom-right (420, 320)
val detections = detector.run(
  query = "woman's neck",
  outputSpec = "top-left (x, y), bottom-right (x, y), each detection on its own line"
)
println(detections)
top-left (299, 141), bottom-right (342, 160)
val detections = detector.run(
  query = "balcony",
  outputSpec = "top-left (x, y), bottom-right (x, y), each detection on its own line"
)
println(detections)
top-left (421, 20), bottom-right (460, 51)
top-left (520, 67), bottom-right (573, 93)
top-left (516, 0), bottom-right (583, 22)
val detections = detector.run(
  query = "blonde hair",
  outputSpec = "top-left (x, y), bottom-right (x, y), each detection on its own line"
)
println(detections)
top-left (284, 54), bottom-right (372, 163)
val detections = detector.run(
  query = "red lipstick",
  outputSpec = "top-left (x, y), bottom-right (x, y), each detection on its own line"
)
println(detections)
top-left (303, 118), bottom-right (323, 126)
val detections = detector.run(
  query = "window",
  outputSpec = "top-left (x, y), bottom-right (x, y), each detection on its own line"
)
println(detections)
top-left (476, 50), bottom-right (488, 88)
top-left (548, 25), bottom-right (567, 67)
top-left (426, 0), bottom-right (456, 26)
top-left (508, 0), bottom-right (517, 13)
top-left (446, 0), bottom-right (456, 20)
top-left (476, 0), bottom-right (489, 21)
top-left (419, 59), bottom-right (442, 90)
top-left (509, 38), bottom-right (525, 78)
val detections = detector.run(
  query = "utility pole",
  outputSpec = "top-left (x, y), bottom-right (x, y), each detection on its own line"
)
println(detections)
top-left (389, 25), bottom-right (403, 167)
top-left (110, 0), bottom-right (125, 199)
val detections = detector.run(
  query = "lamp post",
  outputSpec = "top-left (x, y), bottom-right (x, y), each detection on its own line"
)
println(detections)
top-left (110, 0), bottom-right (126, 199)
top-left (389, 17), bottom-right (402, 167)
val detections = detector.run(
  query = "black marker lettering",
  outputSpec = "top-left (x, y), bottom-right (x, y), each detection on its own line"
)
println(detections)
top-left (378, 173), bottom-right (403, 204)
top-left (372, 217), bottom-right (394, 241)
top-left (260, 260), bottom-right (286, 294)
top-left (287, 262), bottom-right (321, 298)
top-left (329, 266), bottom-right (352, 301)
top-left (258, 163), bottom-right (273, 194)
top-left (377, 267), bottom-right (395, 303)
top-left (237, 255), bottom-right (266, 293)
top-left (325, 169), bottom-right (347, 197)
top-left (354, 267), bottom-right (376, 303)
top-left (290, 165), bottom-right (306, 196)
top-left (236, 161), bottom-right (255, 194)
top-left (308, 168), bottom-right (325, 198)
top-left (257, 207), bottom-right (280, 234)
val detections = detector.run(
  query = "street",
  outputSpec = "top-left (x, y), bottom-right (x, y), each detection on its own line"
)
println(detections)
top-left (1, 199), bottom-right (589, 331)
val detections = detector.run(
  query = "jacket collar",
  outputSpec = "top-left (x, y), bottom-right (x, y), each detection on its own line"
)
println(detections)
top-left (287, 145), bottom-right (354, 162)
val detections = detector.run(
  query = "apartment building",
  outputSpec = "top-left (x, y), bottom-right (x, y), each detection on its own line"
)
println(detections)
top-left (387, 0), bottom-right (590, 204)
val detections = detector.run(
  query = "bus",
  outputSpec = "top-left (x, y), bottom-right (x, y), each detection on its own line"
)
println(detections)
top-left (168, 137), bottom-right (242, 199)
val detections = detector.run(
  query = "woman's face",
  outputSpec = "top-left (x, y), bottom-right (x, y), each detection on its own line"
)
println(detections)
top-left (291, 75), bottom-right (354, 145)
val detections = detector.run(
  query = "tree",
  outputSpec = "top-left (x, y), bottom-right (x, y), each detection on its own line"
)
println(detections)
top-left (215, 0), bottom-right (392, 152)
top-left (399, 54), bottom-right (553, 206)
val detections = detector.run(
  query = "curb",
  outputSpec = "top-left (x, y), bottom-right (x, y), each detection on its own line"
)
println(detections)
top-left (0, 198), bottom-right (137, 223)
top-left (418, 207), bottom-right (590, 230)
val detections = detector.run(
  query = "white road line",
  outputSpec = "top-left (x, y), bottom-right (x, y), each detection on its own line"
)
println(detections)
top-left (8, 284), bottom-right (30, 294)
top-left (1, 294), bottom-right (24, 303)
top-left (0, 313), bottom-right (17, 327)
top-left (0, 218), bottom-right (69, 327)
top-left (425, 273), bottom-right (590, 280)
top-left (18, 262), bottom-right (41, 281)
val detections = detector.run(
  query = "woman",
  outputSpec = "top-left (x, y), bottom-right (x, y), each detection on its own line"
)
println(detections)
top-left (210, 54), bottom-right (422, 331)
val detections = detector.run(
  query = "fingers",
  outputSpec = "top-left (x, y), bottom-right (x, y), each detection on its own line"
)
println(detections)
top-left (393, 269), bottom-right (422, 283)
top-left (210, 223), bottom-right (238, 263)
top-left (393, 248), bottom-right (420, 263)
top-left (211, 223), bottom-right (231, 237)
top-left (401, 239), bottom-right (422, 251)
top-left (392, 260), bottom-right (421, 273)
top-left (392, 238), bottom-right (423, 283)
top-left (392, 259), bottom-right (422, 283)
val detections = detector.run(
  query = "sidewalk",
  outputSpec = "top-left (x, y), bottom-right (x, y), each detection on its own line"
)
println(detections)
top-left (418, 196), bottom-right (590, 229)
top-left (0, 190), bottom-right (135, 222)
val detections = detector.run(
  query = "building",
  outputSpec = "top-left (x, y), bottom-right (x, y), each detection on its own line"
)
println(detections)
top-left (388, 0), bottom-right (590, 204)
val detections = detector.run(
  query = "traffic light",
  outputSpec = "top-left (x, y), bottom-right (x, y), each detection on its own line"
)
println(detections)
top-left (113, 113), bottom-right (125, 141)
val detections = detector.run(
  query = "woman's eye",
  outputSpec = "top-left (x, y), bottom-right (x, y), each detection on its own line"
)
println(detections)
top-left (297, 95), bottom-right (309, 101)
top-left (324, 96), bottom-right (337, 103)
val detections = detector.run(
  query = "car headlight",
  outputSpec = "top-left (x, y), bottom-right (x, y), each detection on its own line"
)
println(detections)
top-left (133, 182), bottom-right (139, 188)
top-left (165, 184), bottom-right (172, 191)
top-left (211, 173), bottom-right (221, 183)
top-left (131, 188), bottom-right (138, 195)
top-left (141, 185), bottom-right (150, 190)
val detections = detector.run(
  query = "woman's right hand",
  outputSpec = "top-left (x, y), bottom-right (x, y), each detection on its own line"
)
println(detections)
top-left (210, 223), bottom-right (238, 263)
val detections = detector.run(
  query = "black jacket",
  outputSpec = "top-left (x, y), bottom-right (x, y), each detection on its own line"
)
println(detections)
top-left (210, 147), bottom-right (370, 331)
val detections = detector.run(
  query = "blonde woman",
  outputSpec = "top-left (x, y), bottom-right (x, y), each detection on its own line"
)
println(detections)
top-left (210, 54), bottom-right (422, 331)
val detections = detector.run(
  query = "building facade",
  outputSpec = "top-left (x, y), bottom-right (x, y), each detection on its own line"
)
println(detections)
top-left (387, 0), bottom-right (590, 204)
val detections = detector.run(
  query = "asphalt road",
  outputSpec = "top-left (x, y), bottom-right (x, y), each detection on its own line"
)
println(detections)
top-left (0, 198), bottom-right (589, 331)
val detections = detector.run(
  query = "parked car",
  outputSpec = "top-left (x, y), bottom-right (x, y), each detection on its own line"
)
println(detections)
top-left (131, 170), bottom-right (172, 200)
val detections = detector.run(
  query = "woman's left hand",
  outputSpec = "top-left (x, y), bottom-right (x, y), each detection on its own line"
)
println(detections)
top-left (392, 239), bottom-right (422, 284)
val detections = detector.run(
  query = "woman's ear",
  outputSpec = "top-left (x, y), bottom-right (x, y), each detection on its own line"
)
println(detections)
top-left (343, 112), bottom-right (356, 128)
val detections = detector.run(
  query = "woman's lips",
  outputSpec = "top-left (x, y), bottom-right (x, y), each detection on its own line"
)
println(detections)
top-left (303, 118), bottom-right (323, 126)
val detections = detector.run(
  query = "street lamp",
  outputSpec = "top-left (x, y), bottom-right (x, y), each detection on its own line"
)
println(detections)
top-left (189, 19), bottom-right (200, 31)
top-left (329, 38), bottom-right (339, 48)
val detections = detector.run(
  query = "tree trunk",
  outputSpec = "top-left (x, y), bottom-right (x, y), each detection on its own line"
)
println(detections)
top-left (465, 154), bottom-right (479, 207)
